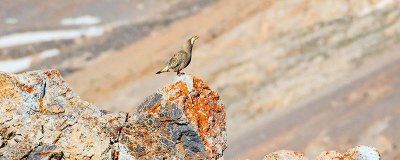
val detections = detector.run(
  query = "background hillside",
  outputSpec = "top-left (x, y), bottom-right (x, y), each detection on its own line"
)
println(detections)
top-left (1, 0), bottom-right (400, 159)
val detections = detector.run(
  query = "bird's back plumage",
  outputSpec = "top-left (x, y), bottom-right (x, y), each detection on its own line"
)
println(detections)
top-left (156, 35), bottom-right (198, 75)
top-left (168, 51), bottom-right (185, 70)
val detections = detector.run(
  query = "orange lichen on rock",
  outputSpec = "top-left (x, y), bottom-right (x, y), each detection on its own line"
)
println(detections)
top-left (0, 75), bottom-right (22, 107)
top-left (162, 76), bottom-right (226, 158)
top-left (147, 101), bottom-right (162, 114)
top-left (3, 70), bottom-right (231, 159)
top-left (53, 70), bottom-right (62, 77)
top-left (121, 74), bottom-right (226, 159)
top-left (108, 118), bottom-right (116, 124)
top-left (264, 150), bottom-right (306, 160)
top-left (17, 83), bottom-right (35, 94)
top-left (36, 151), bottom-right (52, 155)
top-left (317, 151), bottom-right (344, 160)
top-left (1, 70), bottom-right (226, 159)
top-left (165, 81), bottom-right (190, 102)
top-left (25, 85), bottom-right (35, 93)
top-left (271, 146), bottom-right (381, 160)
top-left (38, 98), bottom-right (45, 113)
top-left (185, 78), bottom-right (226, 156)
top-left (344, 150), bottom-right (358, 160)
top-left (44, 71), bottom-right (53, 78)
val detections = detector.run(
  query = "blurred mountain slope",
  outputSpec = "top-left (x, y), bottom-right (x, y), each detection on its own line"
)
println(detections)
top-left (65, 1), bottom-right (400, 158)
top-left (227, 45), bottom-right (400, 159)
top-left (66, 0), bottom-right (274, 110)
top-left (67, 0), bottom-right (400, 125)
top-left (0, 0), bottom-right (215, 73)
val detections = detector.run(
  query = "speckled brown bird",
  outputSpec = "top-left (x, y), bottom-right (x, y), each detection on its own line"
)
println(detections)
top-left (156, 35), bottom-right (199, 75)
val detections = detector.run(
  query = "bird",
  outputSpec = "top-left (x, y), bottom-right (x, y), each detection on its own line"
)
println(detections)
top-left (156, 35), bottom-right (199, 75)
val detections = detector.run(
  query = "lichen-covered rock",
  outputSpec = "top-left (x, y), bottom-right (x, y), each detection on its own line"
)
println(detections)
top-left (0, 70), bottom-right (227, 159)
top-left (120, 72), bottom-right (227, 159)
top-left (265, 145), bottom-right (380, 160)
top-left (343, 145), bottom-right (380, 160)
top-left (316, 151), bottom-right (344, 160)
top-left (264, 150), bottom-right (307, 160)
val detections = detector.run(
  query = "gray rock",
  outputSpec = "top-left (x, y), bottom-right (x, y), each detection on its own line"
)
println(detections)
top-left (0, 70), bottom-right (227, 159)
top-left (264, 145), bottom-right (381, 160)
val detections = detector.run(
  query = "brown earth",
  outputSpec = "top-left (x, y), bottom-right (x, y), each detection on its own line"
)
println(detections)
top-left (227, 45), bottom-right (400, 159)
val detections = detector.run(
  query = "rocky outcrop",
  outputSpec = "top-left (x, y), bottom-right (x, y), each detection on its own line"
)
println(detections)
top-left (264, 150), bottom-right (307, 160)
top-left (0, 70), bottom-right (226, 159)
top-left (264, 145), bottom-right (380, 160)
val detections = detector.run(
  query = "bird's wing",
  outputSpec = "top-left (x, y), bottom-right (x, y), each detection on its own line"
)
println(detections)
top-left (167, 51), bottom-right (184, 69)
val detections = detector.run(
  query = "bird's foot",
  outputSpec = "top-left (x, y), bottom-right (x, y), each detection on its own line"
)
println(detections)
top-left (177, 72), bottom-right (185, 76)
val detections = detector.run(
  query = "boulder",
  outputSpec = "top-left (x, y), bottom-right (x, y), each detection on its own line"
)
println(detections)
top-left (0, 70), bottom-right (227, 159)
top-left (264, 145), bottom-right (380, 160)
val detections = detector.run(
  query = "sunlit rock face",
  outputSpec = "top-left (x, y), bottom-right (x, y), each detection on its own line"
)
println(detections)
top-left (263, 145), bottom-right (381, 160)
top-left (0, 70), bottom-right (226, 159)
top-left (121, 74), bottom-right (227, 159)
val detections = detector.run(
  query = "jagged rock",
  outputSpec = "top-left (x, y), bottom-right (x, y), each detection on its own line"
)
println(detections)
top-left (0, 70), bottom-right (227, 159)
top-left (343, 146), bottom-right (381, 160)
top-left (265, 145), bottom-right (380, 160)
top-left (27, 145), bottom-right (64, 160)
top-left (316, 151), bottom-right (344, 160)
top-left (264, 150), bottom-right (307, 160)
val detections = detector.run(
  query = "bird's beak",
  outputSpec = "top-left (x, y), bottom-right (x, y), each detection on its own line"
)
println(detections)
top-left (191, 35), bottom-right (199, 44)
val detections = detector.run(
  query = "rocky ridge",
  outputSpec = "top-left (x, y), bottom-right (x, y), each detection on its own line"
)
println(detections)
top-left (0, 70), bottom-right (226, 159)
top-left (264, 145), bottom-right (380, 160)
top-left (0, 69), bottom-right (385, 160)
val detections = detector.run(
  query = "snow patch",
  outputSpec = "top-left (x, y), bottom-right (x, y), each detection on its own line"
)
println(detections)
top-left (61, 15), bottom-right (101, 26)
top-left (0, 26), bottom-right (105, 48)
top-left (0, 57), bottom-right (32, 73)
top-left (4, 18), bottom-right (18, 25)
top-left (0, 48), bottom-right (61, 73)
top-left (39, 49), bottom-right (60, 59)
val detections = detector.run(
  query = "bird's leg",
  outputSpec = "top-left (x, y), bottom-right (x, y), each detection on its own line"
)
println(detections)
top-left (177, 71), bottom-right (184, 76)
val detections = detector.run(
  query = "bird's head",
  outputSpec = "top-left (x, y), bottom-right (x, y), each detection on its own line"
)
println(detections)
top-left (190, 35), bottom-right (199, 45)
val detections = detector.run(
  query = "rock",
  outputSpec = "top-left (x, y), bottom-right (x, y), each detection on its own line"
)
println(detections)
top-left (316, 151), bottom-right (344, 160)
top-left (120, 72), bottom-right (227, 159)
top-left (0, 70), bottom-right (227, 159)
top-left (264, 150), bottom-right (307, 160)
top-left (344, 145), bottom-right (381, 160)
top-left (266, 145), bottom-right (380, 160)
top-left (27, 145), bottom-right (64, 160)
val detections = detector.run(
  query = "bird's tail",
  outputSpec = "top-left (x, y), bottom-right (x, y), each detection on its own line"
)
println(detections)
top-left (156, 66), bottom-right (169, 74)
